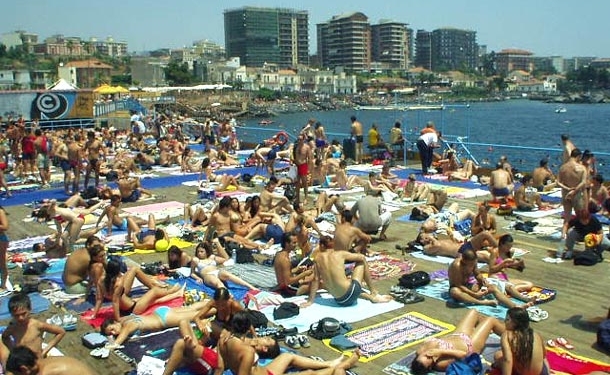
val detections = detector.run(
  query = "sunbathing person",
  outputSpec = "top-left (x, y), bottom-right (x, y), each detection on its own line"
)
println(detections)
top-left (129, 214), bottom-right (171, 250)
top-left (6, 346), bottom-right (98, 375)
top-left (191, 241), bottom-right (257, 290)
top-left (486, 234), bottom-right (533, 304)
top-left (416, 230), bottom-right (496, 260)
top-left (315, 191), bottom-right (346, 218)
top-left (117, 171), bottom-right (154, 203)
top-left (192, 287), bottom-right (245, 340)
top-left (493, 307), bottom-right (550, 375)
top-left (303, 236), bottom-right (392, 307)
top-left (218, 311), bottom-right (361, 375)
top-left (91, 259), bottom-right (183, 321)
top-left (96, 194), bottom-right (148, 240)
top-left (449, 249), bottom-right (534, 309)
top-left (514, 175), bottom-right (553, 211)
top-left (403, 174), bottom-right (431, 202)
top-left (329, 160), bottom-right (360, 190)
top-left (211, 196), bottom-right (271, 251)
top-left (411, 310), bottom-right (505, 373)
top-left (162, 318), bottom-right (222, 375)
top-left (471, 200), bottom-right (497, 236)
top-left (448, 159), bottom-right (477, 181)
top-left (244, 212), bottom-right (286, 247)
top-left (199, 157), bottom-right (241, 191)
top-left (102, 300), bottom-right (210, 348)
top-left (183, 203), bottom-right (210, 228)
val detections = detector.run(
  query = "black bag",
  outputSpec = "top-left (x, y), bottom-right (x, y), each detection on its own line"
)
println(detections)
top-left (22, 261), bottom-right (49, 276)
top-left (106, 170), bottom-right (119, 182)
top-left (399, 271), bottom-right (431, 289)
top-left (246, 309), bottom-right (269, 328)
top-left (141, 261), bottom-right (168, 276)
top-left (574, 249), bottom-right (602, 266)
top-left (235, 248), bottom-right (254, 264)
top-left (308, 317), bottom-right (342, 340)
top-left (284, 184), bottom-right (296, 202)
top-left (273, 302), bottom-right (300, 320)
top-left (597, 319), bottom-right (610, 352)
top-left (410, 207), bottom-right (429, 221)
top-left (81, 186), bottom-right (98, 199)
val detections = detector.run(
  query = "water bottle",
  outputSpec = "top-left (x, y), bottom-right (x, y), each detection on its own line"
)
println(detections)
top-left (231, 249), bottom-right (237, 263)
top-left (309, 234), bottom-right (319, 253)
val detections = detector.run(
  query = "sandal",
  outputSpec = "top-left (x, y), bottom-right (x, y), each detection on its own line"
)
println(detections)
top-left (556, 337), bottom-right (574, 350)
top-left (546, 339), bottom-right (557, 347)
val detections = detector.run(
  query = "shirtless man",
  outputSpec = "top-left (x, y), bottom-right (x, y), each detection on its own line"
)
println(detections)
top-left (54, 136), bottom-right (72, 194)
top-left (260, 176), bottom-right (293, 214)
top-left (333, 160), bottom-right (360, 189)
top-left (285, 201), bottom-right (322, 250)
top-left (350, 115), bottom-right (364, 164)
top-left (210, 197), bottom-right (263, 250)
top-left (561, 134), bottom-right (576, 164)
top-left (557, 148), bottom-right (587, 222)
top-left (293, 133), bottom-right (313, 204)
top-left (313, 122), bottom-right (327, 160)
top-left (33, 129), bottom-right (50, 187)
top-left (273, 233), bottom-right (313, 297)
top-left (96, 194), bottom-right (147, 240)
top-left (514, 175), bottom-right (552, 211)
top-left (117, 173), bottom-right (153, 203)
top-left (489, 162), bottom-right (513, 201)
top-left (67, 134), bottom-right (82, 194)
top-left (531, 159), bottom-right (556, 191)
top-left (416, 231), bottom-right (496, 260)
top-left (449, 249), bottom-right (529, 309)
top-left (334, 210), bottom-right (371, 254)
top-left (302, 236), bottom-right (392, 307)
top-left (83, 130), bottom-right (104, 189)
top-left (7, 346), bottom-right (98, 375)
top-left (590, 174), bottom-right (609, 213)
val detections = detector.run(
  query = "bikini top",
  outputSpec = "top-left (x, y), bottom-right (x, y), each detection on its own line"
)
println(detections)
top-left (196, 257), bottom-right (217, 273)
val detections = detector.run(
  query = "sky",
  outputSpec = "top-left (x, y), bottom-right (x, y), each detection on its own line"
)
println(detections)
top-left (7, 0), bottom-right (609, 57)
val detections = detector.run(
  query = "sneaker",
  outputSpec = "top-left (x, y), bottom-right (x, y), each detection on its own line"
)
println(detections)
top-left (285, 335), bottom-right (301, 349)
top-left (297, 334), bottom-right (311, 348)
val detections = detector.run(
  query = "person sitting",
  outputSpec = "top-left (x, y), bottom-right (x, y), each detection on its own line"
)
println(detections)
top-left (199, 157), bottom-right (241, 192)
top-left (6, 346), bottom-right (98, 375)
top-left (302, 236), bottom-right (392, 307)
top-left (390, 121), bottom-right (405, 145)
top-left (162, 318), bottom-right (221, 375)
top-left (489, 162), bottom-right (514, 202)
top-left (410, 310), bottom-right (505, 374)
top-left (493, 307), bottom-right (550, 375)
top-left (96, 194), bottom-right (149, 240)
top-left (514, 175), bottom-right (553, 211)
top-left (273, 233), bottom-right (313, 297)
top-left (531, 158), bottom-right (556, 192)
top-left (218, 311), bottom-right (360, 375)
top-left (167, 245), bottom-right (193, 271)
top-left (117, 171), bottom-right (154, 203)
top-left (557, 207), bottom-right (610, 260)
top-left (191, 241), bottom-right (257, 290)
top-left (403, 174), bottom-right (431, 202)
top-left (101, 301), bottom-right (211, 348)
top-left (448, 249), bottom-right (533, 309)
top-left (448, 159), bottom-right (477, 181)
top-left (333, 210), bottom-right (371, 254)
top-left (315, 191), bottom-right (346, 219)
top-left (192, 287), bottom-right (245, 340)
top-left (486, 234), bottom-right (534, 305)
top-left (589, 174), bottom-right (609, 214)
top-left (438, 150), bottom-right (460, 175)
top-left (351, 190), bottom-right (391, 241)
top-left (471, 200), bottom-right (497, 236)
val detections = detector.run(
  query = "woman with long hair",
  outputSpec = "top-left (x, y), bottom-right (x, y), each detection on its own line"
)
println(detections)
top-left (194, 287), bottom-right (245, 339)
top-left (191, 241), bottom-right (257, 290)
top-left (92, 259), bottom-right (183, 321)
top-left (493, 307), bottom-right (549, 375)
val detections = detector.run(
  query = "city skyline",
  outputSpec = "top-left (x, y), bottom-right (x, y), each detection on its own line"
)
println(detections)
top-left (8, 0), bottom-right (609, 58)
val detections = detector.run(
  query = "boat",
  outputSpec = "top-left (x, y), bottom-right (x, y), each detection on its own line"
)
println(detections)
top-left (258, 119), bottom-right (274, 125)
top-left (555, 106), bottom-right (567, 113)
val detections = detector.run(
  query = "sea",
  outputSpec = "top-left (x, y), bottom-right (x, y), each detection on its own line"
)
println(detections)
top-left (238, 99), bottom-right (610, 176)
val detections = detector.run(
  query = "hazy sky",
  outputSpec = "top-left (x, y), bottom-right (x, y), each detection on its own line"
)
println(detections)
top-left (7, 0), bottom-right (608, 57)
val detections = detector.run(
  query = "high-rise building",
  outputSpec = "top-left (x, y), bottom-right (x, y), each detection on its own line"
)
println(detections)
top-left (496, 49), bottom-right (534, 74)
top-left (224, 7), bottom-right (309, 68)
top-left (415, 28), bottom-right (477, 72)
top-left (317, 12), bottom-right (371, 71)
top-left (371, 20), bottom-right (410, 70)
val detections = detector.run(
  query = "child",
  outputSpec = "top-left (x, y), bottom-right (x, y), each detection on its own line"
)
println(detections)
top-left (1, 293), bottom-right (65, 358)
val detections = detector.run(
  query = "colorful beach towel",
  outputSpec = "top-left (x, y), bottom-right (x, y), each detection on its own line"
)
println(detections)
top-left (366, 256), bottom-right (415, 280)
top-left (544, 346), bottom-right (610, 375)
top-left (324, 312), bottom-right (455, 362)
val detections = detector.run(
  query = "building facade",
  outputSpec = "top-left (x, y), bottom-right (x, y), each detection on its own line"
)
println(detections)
top-left (317, 12), bottom-right (371, 71)
top-left (224, 7), bottom-right (309, 68)
top-left (414, 30), bottom-right (432, 70)
top-left (495, 49), bottom-right (534, 74)
top-left (371, 20), bottom-right (410, 70)
top-left (430, 28), bottom-right (477, 71)
top-left (57, 59), bottom-right (113, 88)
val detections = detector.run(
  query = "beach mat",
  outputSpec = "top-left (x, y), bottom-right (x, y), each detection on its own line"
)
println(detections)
top-left (366, 256), bottom-right (415, 280)
top-left (382, 335), bottom-right (501, 375)
top-left (260, 293), bottom-right (403, 333)
top-left (544, 346), bottom-right (610, 375)
top-left (0, 293), bottom-right (50, 320)
top-left (223, 262), bottom-right (279, 289)
top-left (122, 201), bottom-right (185, 220)
top-left (118, 327), bottom-right (181, 363)
top-left (514, 207), bottom-right (563, 218)
top-left (324, 312), bottom-right (455, 363)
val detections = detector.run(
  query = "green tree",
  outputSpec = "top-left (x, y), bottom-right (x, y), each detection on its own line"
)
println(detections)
top-left (163, 61), bottom-right (194, 85)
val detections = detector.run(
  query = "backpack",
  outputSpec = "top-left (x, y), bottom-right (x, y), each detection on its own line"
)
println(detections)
top-left (283, 184), bottom-right (296, 202)
top-left (446, 353), bottom-right (483, 375)
top-left (399, 271), bottom-right (430, 289)
top-left (574, 249), bottom-right (602, 266)
top-left (308, 317), bottom-right (342, 340)
top-left (597, 319), bottom-right (610, 352)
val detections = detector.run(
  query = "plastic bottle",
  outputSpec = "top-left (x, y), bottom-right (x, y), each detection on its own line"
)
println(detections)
top-left (231, 249), bottom-right (237, 263)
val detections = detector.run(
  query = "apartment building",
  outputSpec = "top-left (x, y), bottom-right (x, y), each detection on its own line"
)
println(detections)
top-left (317, 12), bottom-right (371, 71)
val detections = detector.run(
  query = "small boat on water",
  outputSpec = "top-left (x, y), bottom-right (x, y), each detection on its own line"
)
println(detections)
top-left (259, 119), bottom-right (274, 125)
top-left (555, 107), bottom-right (567, 113)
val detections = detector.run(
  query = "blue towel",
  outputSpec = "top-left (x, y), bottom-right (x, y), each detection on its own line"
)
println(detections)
top-left (0, 293), bottom-right (50, 320)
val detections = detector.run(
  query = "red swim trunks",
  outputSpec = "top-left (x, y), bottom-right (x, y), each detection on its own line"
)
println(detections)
top-left (297, 163), bottom-right (308, 176)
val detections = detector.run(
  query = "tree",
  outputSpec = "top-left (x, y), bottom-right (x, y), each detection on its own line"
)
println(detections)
top-left (163, 61), bottom-right (194, 85)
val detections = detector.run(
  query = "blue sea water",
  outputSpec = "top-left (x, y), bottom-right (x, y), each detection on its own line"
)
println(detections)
top-left (239, 100), bottom-right (610, 175)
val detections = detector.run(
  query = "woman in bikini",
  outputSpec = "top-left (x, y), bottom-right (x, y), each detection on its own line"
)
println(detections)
top-left (493, 307), bottom-right (550, 375)
top-left (194, 287), bottom-right (245, 340)
top-left (36, 200), bottom-right (105, 249)
top-left (92, 259), bottom-right (184, 322)
top-left (411, 310), bottom-right (505, 374)
top-left (184, 203), bottom-right (210, 228)
top-left (101, 300), bottom-right (210, 348)
top-left (199, 158), bottom-right (241, 192)
top-left (191, 241), bottom-right (257, 290)
top-left (486, 234), bottom-right (534, 304)
top-left (218, 311), bottom-right (360, 375)
top-left (167, 245), bottom-right (193, 271)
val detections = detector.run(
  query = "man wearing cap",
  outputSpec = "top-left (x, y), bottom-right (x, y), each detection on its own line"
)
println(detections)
top-left (417, 122), bottom-right (439, 175)
top-left (350, 191), bottom-right (391, 241)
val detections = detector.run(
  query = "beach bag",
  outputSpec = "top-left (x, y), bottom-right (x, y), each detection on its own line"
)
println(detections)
top-left (308, 317), bottom-right (342, 340)
top-left (82, 332), bottom-right (108, 349)
top-left (399, 271), bottom-right (430, 289)
top-left (284, 183), bottom-right (296, 202)
top-left (273, 302), bottom-right (300, 320)
top-left (574, 249), bottom-right (602, 266)
top-left (410, 207), bottom-right (429, 221)
top-left (597, 319), bottom-right (610, 352)
top-left (446, 353), bottom-right (483, 375)
top-left (235, 247), bottom-right (254, 264)
top-left (496, 204), bottom-right (513, 216)
top-left (22, 261), bottom-right (49, 276)
top-left (246, 309), bottom-right (269, 328)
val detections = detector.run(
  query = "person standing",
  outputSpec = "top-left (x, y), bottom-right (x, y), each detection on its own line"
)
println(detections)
top-left (0, 206), bottom-right (8, 295)
top-left (293, 133), bottom-right (313, 204)
top-left (417, 122), bottom-right (438, 175)
top-left (83, 130), bottom-right (104, 189)
top-left (557, 148), bottom-right (588, 223)
top-left (350, 115), bottom-right (364, 164)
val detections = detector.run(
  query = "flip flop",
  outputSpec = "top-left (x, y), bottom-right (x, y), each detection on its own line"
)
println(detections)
top-left (546, 339), bottom-right (557, 347)
top-left (556, 337), bottom-right (574, 350)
